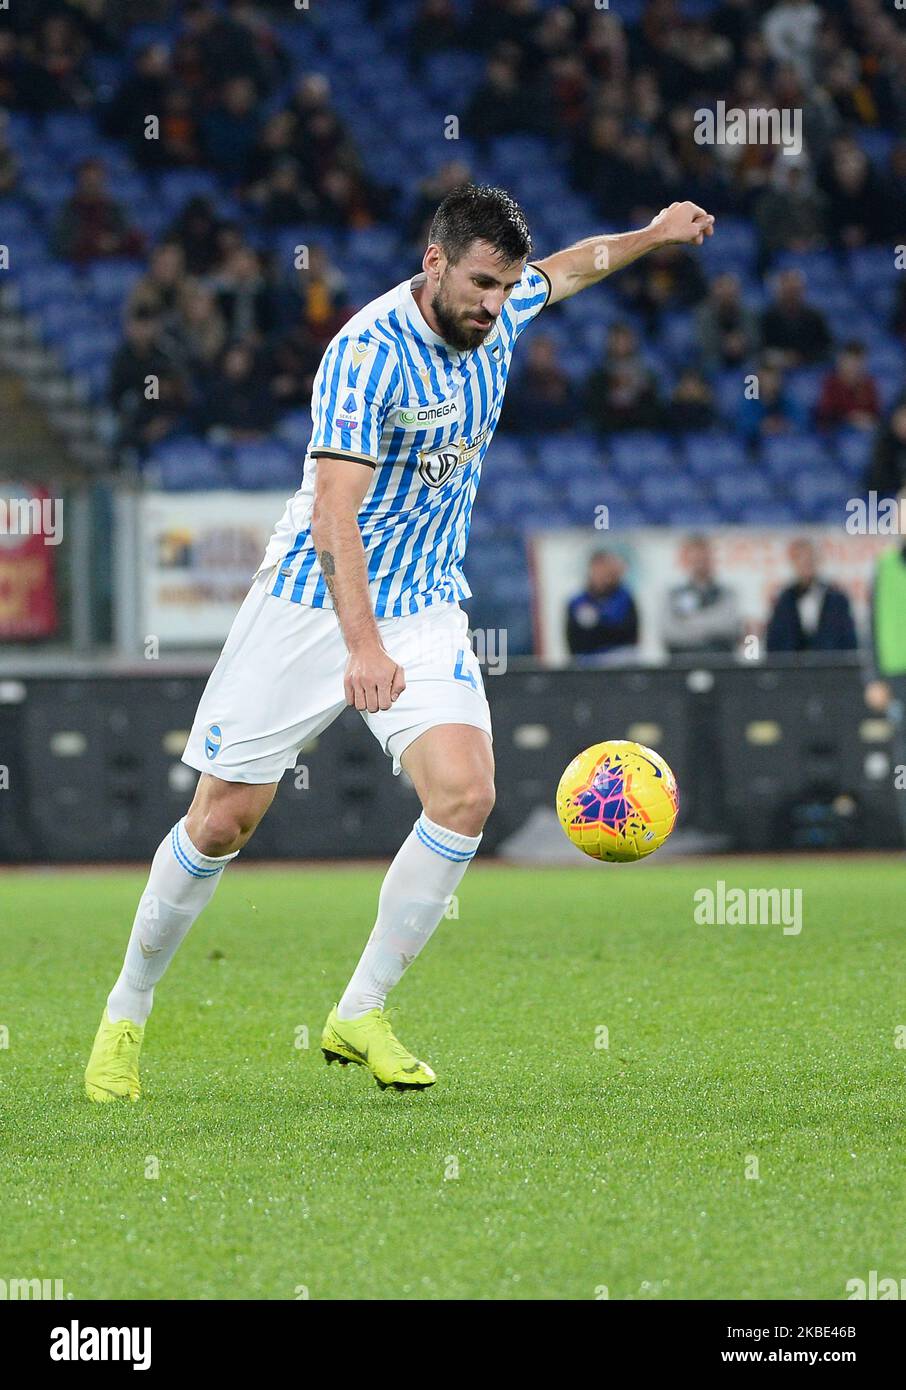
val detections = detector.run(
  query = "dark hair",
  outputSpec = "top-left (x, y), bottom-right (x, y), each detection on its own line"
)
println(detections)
top-left (429, 183), bottom-right (532, 266)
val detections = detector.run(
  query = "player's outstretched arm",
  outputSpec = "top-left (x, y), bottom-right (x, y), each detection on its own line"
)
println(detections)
top-left (534, 201), bottom-right (716, 307)
top-left (310, 457), bottom-right (406, 714)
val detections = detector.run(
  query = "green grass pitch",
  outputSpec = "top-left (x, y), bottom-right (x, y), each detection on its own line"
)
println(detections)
top-left (2, 857), bottom-right (905, 1301)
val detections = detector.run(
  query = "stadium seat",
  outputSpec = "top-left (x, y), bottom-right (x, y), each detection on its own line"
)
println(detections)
top-left (681, 432), bottom-right (749, 477)
top-left (833, 428), bottom-right (874, 478)
top-left (711, 472), bottom-right (777, 520)
top-left (234, 441), bottom-right (301, 491)
top-left (609, 433), bottom-right (678, 481)
top-left (760, 434), bottom-right (832, 475)
top-left (154, 439), bottom-right (232, 491)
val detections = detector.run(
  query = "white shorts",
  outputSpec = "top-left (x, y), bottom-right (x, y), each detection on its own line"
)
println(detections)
top-left (182, 567), bottom-right (492, 784)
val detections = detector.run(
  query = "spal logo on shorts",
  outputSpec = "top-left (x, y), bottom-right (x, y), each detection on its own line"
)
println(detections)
top-left (204, 724), bottom-right (223, 760)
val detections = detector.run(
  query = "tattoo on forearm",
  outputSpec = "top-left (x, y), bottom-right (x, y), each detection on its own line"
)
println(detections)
top-left (319, 549), bottom-right (338, 605)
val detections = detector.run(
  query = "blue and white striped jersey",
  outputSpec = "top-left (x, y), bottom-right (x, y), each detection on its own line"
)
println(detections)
top-left (256, 263), bottom-right (551, 617)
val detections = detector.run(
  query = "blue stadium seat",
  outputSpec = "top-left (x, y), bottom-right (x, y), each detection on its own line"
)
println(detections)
top-left (737, 501), bottom-right (798, 526)
top-left (535, 433), bottom-right (604, 476)
top-left (639, 474), bottom-right (708, 514)
top-left (771, 249), bottom-right (842, 287)
top-left (603, 504), bottom-right (649, 530)
top-left (711, 472), bottom-right (777, 520)
top-left (276, 411), bottom-right (313, 451)
top-left (783, 367), bottom-right (826, 415)
top-left (663, 502), bottom-right (722, 527)
top-left (234, 441), bottom-right (301, 491)
top-left (848, 246), bottom-right (898, 289)
top-left (833, 428), bottom-right (874, 478)
top-left (60, 328), bottom-right (119, 372)
top-left (87, 260), bottom-right (145, 305)
top-left (760, 433), bottom-right (831, 475)
top-left (608, 432), bottom-right (677, 480)
top-left (786, 469), bottom-right (850, 519)
top-left (154, 439), bottom-right (231, 491)
top-left (681, 431), bottom-right (748, 477)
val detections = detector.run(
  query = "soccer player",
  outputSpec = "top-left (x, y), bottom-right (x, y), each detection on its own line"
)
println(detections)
top-left (85, 186), bottom-right (714, 1099)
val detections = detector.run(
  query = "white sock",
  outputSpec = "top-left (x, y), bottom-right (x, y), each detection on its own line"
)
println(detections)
top-left (106, 818), bottom-right (239, 1025)
top-left (337, 812), bottom-right (481, 1020)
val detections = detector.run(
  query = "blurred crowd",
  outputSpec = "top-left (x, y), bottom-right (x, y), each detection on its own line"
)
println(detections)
top-left (565, 532), bottom-right (861, 662)
top-left (0, 0), bottom-right (905, 482)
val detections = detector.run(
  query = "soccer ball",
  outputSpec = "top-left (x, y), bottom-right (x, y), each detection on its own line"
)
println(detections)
top-left (555, 740), bottom-right (679, 862)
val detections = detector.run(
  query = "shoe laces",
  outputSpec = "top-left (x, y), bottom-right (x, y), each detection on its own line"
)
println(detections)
top-left (375, 1008), bottom-right (414, 1063)
top-left (108, 1024), bottom-right (141, 1080)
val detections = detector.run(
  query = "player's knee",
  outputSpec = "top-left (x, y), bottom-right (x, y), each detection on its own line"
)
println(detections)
top-left (429, 779), bottom-right (495, 836)
top-left (186, 802), bottom-right (262, 856)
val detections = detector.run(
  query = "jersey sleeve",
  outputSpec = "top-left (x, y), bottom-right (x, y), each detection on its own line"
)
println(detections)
top-left (505, 262), bottom-right (552, 342)
top-left (308, 333), bottom-right (400, 466)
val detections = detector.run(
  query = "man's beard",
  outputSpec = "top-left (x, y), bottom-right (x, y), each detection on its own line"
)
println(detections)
top-left (430, 286), bottom-right (491, 352)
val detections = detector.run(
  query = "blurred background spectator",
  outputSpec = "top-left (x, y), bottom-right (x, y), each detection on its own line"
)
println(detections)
top-left (660, 533), bottom-right (739, 656)
top-left (766, 537), bottom-right (858, 652)
top-left (566, 550), bottom-right (639, 663)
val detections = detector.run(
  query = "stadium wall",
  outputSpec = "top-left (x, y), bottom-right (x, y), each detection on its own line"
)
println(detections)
top-left (0, 664), bottom-right (899, 863)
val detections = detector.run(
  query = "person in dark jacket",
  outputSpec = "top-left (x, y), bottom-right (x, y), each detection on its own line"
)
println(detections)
top-left (566, 550), bottom-right (639, 661)
top-left (866, 397), bottom-right (906, 498)
top-left (765, 537), bottom-right (857, 653)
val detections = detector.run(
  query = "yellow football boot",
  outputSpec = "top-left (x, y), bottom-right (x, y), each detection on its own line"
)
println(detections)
top-left (84, 1010), bottom-right (144, 1102)
top-left (321, 1005), bottom-right (436, 1091)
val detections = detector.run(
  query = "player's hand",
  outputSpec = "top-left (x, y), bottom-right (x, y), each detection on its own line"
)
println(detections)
top-left (864, 680), bottom-right (892, 713)
top-left (344, 643), bottom-right (406, 714)
top-left (650, 201), bottom-right (715, 248)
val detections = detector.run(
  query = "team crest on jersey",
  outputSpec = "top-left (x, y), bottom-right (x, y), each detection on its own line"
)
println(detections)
top-left (417, 444), bottom-right (460, 488)
top-left (416, 428), bottom-right (488, 487)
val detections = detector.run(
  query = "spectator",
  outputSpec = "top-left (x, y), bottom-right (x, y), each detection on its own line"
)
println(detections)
top-left (583, 322), bottom-right (662, 434)
top-left (667, 369), bottom-right (716, 433)
top-left (408, 159), bottom-right (473, 246)
top-left (54, 159), bottom-right (144, 265)
top-left (864, 515), bottom-right (906, 846)
top-left (32, 11), bottom-right (94, 110)
top-left (181, 0), bottom-right (273, 95)
top-left (104, 44), bottom-right (173, 166)
top-left (201, 76), bottom-right (261, 184)
top-left (171, 281), bottom-right (227, 376)
top-left (167, 198), bottom-right (224, 277)
top-left (618, 239), bottom-right (708, 334)
top-left (817, 135), bottom-right (890, 248)
top-left (753, 158), bottom-right (828, 260)
top-left (660, 534), bottom-right (739, 655)
top-left (816, 341), bottom-right (881, 432)
top-left (279, 245), bottom-right (349, 343)
top-left (695, 272), bottom-right (761, 373)
top-left (761, 0), bottom-right (822, 81)
top-left (760, 269), bottom-right (832, 367)
top-left (501, 334), bottom-right (576, 434)
top-left (128, 242), bottom-right (188, 332)
top-left (0, 112), bottom-right (20, 196)
top-left (737, 360), bottom-right (807, 442)
top-left (109, 308), bottom-right (189, 453)
top-left (465, 56), bottom-right (549, 141)
top-left (264, 322), bottom-right (323, 411)
top-left (866, 398), bottom-right (906, 498)
top-left (211, 246), bottom-right (277, 344)
top-left (158, 86), bottom-right (204, 167)
top-left (566, 550), bottom-right (639, 662)
top-left (198, 343), bottom-right (273, 441)
top-left (254, 157), bottom-right (320, 226)
top-left (765, 537), bottom-right (857, 653)
top-left (409, 0), bottom-right (463, 71)
top-left (0, 31), bottom-right (58, 113)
